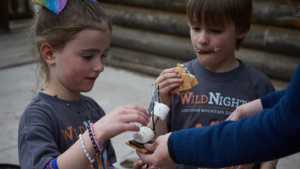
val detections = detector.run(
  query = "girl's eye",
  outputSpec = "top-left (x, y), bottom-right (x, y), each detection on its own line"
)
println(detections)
top-left (83, 55), bottom-right (92, 59)
top-left (212, 30), bottom-right (221, 33)
top-left (101, 55), bottom-right (106, 58)
top-left (192, 27), bottom-right (200, 31)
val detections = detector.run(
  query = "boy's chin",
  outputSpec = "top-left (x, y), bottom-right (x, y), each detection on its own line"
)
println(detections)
top-left (197, 57), bottom-right (214, 67)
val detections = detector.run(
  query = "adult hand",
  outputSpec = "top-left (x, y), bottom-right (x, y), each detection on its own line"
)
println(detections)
top-left (155, 69), bottom-right (182, 106)
top-left (94, 105), bottom-right (150, 141)
top-left (133, 160), bottom-right (159, 169)
top-left (137, 133), bottom-right (179, 169)
top-left (226, 99), bottom-right (263, 121)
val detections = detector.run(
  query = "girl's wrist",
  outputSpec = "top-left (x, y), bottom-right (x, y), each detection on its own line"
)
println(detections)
top-left (82, 130), bottom-right (97, 157)
top-left (92, 122), bottom-right (106, 146)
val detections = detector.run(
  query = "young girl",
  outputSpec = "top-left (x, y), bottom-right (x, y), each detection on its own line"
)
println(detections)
top-left (18, 1), bottom-right (149, 169)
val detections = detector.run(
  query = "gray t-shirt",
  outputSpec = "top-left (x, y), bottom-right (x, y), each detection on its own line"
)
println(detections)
top-left (18, 92), bottom-right (116, 169)
top-left (149, 59), bottom-right (275, 169)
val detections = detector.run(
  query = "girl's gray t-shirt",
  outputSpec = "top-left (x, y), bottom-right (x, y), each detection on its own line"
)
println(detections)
top-left (18, 92), bottom-right (116, 169)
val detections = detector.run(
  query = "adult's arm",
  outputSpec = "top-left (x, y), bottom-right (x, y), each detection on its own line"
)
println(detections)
top-left (260, 89), bottom-right (286, 109)
top-left (168, 65), bottom-right (300, 168)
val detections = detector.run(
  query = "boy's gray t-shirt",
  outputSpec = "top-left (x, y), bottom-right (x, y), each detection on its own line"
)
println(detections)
top-left (18, 92), bottom-right (116, 169)
top-left (149, 59), bottom-right (275, 169)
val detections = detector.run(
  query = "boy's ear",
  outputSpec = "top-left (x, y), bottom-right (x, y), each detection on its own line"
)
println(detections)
top-left (237, 29), bottom-right (249, 39)
top-left (40, 43), bottom-right (55, 65)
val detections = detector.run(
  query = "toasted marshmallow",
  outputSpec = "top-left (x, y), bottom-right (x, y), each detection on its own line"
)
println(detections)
top-left (133, 126), bottom-right (155, 144)
top-left (154, 102), bottom-right (170, 120)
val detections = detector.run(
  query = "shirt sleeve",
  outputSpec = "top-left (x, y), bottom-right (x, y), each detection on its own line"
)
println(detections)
top-left (168, 65), bottom-right (300, 168)
top-left (18, 107), bottom-right (60, 169)
top-left (261, 90), bottom-right (286, 109)
top-left (106, 140), bottom-right (117, 166)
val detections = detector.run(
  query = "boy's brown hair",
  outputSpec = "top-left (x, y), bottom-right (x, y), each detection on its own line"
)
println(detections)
top-left (187, 0), bottom-right (252, 50)
top-left (29, 0), bottom-right (111, 93)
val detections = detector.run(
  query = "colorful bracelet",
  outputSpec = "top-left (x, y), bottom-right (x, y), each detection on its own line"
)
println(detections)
top-left (87, 124), bottom-right (99, 153)
top-left (44, 157), bottom-right (59, 169)
top-left (110, 165), bottom-right (119, 169)
top-left (79, 134), bottom-right (95, 168)
top-left (89, 123), bottom-right (103, 153)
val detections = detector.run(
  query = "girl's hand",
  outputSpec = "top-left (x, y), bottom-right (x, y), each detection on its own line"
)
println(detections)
top-left (94, 105), bottom-right (150, 141)
top-left (155, 68), bottom-right (183, 106)
top-left (226, 99), bottom-right (264, 121)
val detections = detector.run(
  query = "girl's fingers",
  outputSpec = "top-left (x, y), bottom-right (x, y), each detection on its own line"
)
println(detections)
top-left (122, 108), bottom-right (150, 122)
top-left (123, 105), bottom-right (149, 116)
top-left (121, 113), bottom-right (150, 126)
top-left (119, 123), bottom-right (140, 132)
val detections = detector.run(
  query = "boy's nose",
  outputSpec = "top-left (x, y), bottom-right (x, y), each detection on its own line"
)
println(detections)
top-left (198, 32), bottom-right (209, 45)
top-left (93, 58), bottom-right (104, 72)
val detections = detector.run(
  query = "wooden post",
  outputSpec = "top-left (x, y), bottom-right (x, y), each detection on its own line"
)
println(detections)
top-left (0, 0), bottom-right (9, 32)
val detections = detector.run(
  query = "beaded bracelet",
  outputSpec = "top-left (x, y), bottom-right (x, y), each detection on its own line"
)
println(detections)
top-left (79, 134), bottom-right (95, 168)
top-left (89, 123), bottom-right (103, 153)
top-left (87, 124), bottom-right (99, 154)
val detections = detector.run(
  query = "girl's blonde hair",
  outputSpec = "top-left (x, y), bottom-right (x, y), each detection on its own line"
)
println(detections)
top-left (187, 0), bottom-right (252, 50)
top-left (30, 0), bottom-right (111, 94)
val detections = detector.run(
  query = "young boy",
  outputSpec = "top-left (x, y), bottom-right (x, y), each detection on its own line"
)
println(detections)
top-left (147, 0), bottom-right (278, 169)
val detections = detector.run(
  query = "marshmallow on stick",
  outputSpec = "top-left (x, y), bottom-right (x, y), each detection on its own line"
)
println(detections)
top-left (126, 102), bottom-right (170, 153)
top-left (133, 102), bottom-right (170, 144)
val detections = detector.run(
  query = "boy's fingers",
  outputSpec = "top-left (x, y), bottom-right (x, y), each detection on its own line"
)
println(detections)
top-left (160, 68), bottom-right (177, 75)
top-left (156, 78), bottom-right (182, 91)
top-left (158, 72), bottom-right (181, 82)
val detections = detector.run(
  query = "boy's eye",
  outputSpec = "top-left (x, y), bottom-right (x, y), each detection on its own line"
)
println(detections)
top-left (101, 55), bottom-right (106, 58)
top-left (83, 55), bottom-right (92, 59)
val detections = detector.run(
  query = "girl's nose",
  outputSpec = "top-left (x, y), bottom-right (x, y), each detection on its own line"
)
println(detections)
top-left (198, 32), bottom-right (209, 45)
top-left (93, 57), bottom-right (104, 72)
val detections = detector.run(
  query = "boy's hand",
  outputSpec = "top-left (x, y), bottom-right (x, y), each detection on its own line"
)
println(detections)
top-left (155, 68), bottom-right (183, 106)
top-left (94, 105), bottom-right (150, 141)
top-left (226, 99), bottom-right (263, 121)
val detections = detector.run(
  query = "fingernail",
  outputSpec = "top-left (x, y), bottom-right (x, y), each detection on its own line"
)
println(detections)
top-left (178, 74), bottom-right (181, 77)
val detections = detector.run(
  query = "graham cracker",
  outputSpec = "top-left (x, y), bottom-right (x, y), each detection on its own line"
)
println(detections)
top-left (126, 142), bottom-right (149, 154)
top-left (170, 74), bottom-right (191, 94)
top-left (191, 77), bottom-right (199, 87)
